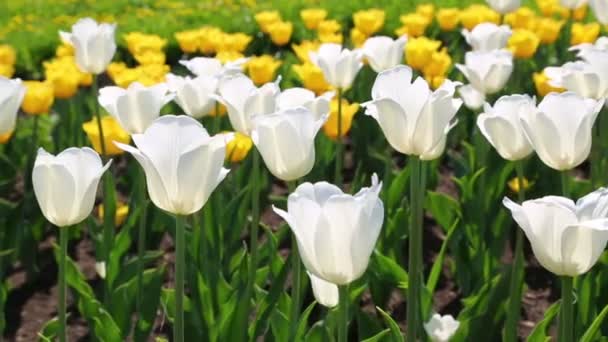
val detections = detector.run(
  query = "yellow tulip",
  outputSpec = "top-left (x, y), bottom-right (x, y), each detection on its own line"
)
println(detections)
top-left (397, 13), bottom-right (431, 37)
top-left (572, 4), bottom-right (587, 21)
top-left (56, 43), bottom-right (74, 57)
top-left (215, 50), bottom-right (245, 64)
top-left (319, 32), bottom-right (343, 44)
top-left (293, 63), bottom-right (332, 95)
top-left (571, 22), bottom-right (600, 45)
top-left (324, 98), bottom-right (359, 140)
top-left (255, 10), bottom-right (282, 34)
top-left (416, 4), bottom-right (435, 23)
top-left (0, 64), bottom-right (14, 78)
top-left (508, 177), bottom-right (531, 194)
top-left (268, 21), bottom-right (293, 46)
top-left (301, 8), bottom-right (327, 30)
top-left (175, 30), bottom-right (200, 54)
top-left (98, 201), bottom-right (130, 226)
top-left (350, 28), bottom-right (368, 48)
top-left (405, 36), bottom-right (442, 71)
top-left (124, 32), bottom-right (166, 57)
top-left (317, 20), bottom-right (342, 36)
top-left (537, 0), bottom-right (567, 17)
top-left (22, 81), bottom-right (54, 115)
top-left (534, 18), bottom-right (564, 44)
top-left (218, 32), bottom-right (252, 53)
top-left (422, 48), bottom-right (451, 79)
top-left (353, 9), bottom-right (385, 36)
top-left (437, 8), bottom-right (460, 31)
top-left (199, 26), bottom-right (224, 54)
top-left (46, 71), bottom-right (80, 99)
top-left (0, 131), bottom-right (13, 144)
top-left (0, 44), bottom-right (16, 65)
top-left (425, 75), bottom-right (447, 90)
top-left (134, 64), bottom-right (171, 86)
top-left (134, 51), bottom-right (166, 65)
top-left (107, 62), bottom-right (128, 81)
top-left (82, 115), bottom-right (130, 156)
top-left (508, 29), bottom-right (540, 59)
top-left (460, 4), bottom-right (501, 30)
top-left (533, 71), bottom-right (565, 97)
top-left (504, 7), bottom-right (537, 30)
top-left (225, 132), bottom-right (253, 163)
top-left (292, 40), bottom-right (320, 63)
top-left (246, 55), bottom-right (282, 85)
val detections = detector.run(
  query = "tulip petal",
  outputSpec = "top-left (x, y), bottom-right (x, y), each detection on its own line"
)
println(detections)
top-left (561, 219), bottom-right (608, 275)
top-left (308, 272), bottom-right (339, 308)
top-left (33, 160), bottom-right (76, 227)
top-left (365, 98), bottom-right (410, 154)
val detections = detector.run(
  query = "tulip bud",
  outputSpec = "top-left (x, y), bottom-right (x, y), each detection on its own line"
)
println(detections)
top-left (436, 8), bottom-right (460, 31)
top-left (424, 314), bottom-right (460, 342)
top-left (276, 88), bottom-right (334, 120)
top-left (0, 77), bottom-right (25, 137)
top-left (300, 8), bottom-right (327, 30)
top-left (224, 131), bottom-right (253, 163)
top-left (309, 43), bottom-right (363, 89)
top-left (246, 55), bottom-right (282, 86)
top-left (486, 0), bottom-right (521, 14)
top-left (115, 115), bottom-right (230, 215)
top-left (32, 147), bottom-right (111, 227)
top-left (63, 18), bottom-right (116, 74)
top-left (462, 23), bottom-right (512, 51)
top-left (292, 63), bottom-right (331, 95)
top-left (255, 11), bottom-right (281, 34)
top-left (551, 50), bottom-right (608, 100)
top-left (353, 9), bottom-right (385, 36)
top-left (268, 21), bottom-right (293, 46)
top-left (362, 36), bottom-right (408, 73)
top-left (273, 174), bottom-right (384, 285)
top-left (508, 29), bottom-right (541, 59)
top-left (324, 98), bottom-right (360, 140)
top-left (166, 73), bottom-right (218, 119)
top-left (570, 22), bottom-right (601, 45)
top-left (308, 272), bottom-right (338, 308)
top-left (21, 81), bottom-right (54, 115)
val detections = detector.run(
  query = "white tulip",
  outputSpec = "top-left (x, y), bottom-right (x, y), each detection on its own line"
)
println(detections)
top-left (560, 0), bottom-right (588, 9)
top-left (98, 82), bottom-right (173, 134)
top-left (115, 115), bottom-right (229, 215)
top-left (520, 92), bottom-right (603, 170)
top-left (477, 94), bottom-right (535, 161)
top-left (503, 190), bottom-right (608, 276)
top-left (424, 314), bottom-right (460, 342)
top-left (251, 107), bottom-right (326, 181)
top-left (179, 57), bottom-right (247, 78)
top-left (548, 52), bottom-right (608, 100)
top-left (63, 17), bottom-right (116, 74)
top-left (362, 36), bottom-right (408, 73)
top-left (590, 0), bottom-right (608, 23)
top-left (215, 73), bottom-right (280, 135)
top-left (456, 50), bottom-right (514, 95)
top-left (462, 23), bottom-right (512, 51)
top-left (485, 0), bottom-right (522, 13)
top-left (362, 65), bottom-right (462, 160)
top-left (166, 73), bottom-right (218, 118)
top-left (458, 84), bottom-right (486, 110)
top-left (309, 43), bottom-right (363, 89)
top-left (0, 77), bottom-right (25, 136)
top-left (276, 88), bottom-right (334, 120)
top-left (273, 174), bottom-right (384, 285)
top-left (32, 147), bottom-right (111, 227)
top-left (570, 37), bottom-right (608, 55)
top-left (308, 272), bottom-right (338, 308)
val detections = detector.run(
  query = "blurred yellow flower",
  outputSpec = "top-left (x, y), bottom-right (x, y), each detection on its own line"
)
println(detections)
top-left (534, 18), bottom-right (564, 44)
top-left (0, 44), bottom-right (16, 65)
top-left (293, 63), bottom-right (331, 95)
top-left (504, 7), bottom-right (537, 30)
top-left (46, 71), bottom-right (80, 99)
top-left (572, 4), bottom-right (587, 20)
top-left (353, 9), bottom-right (385, 36)
top-left (422, 48), bottom-right (451, 79)
top-left (124, 32), bottom-right (167, 57)
top-left (437, 8), bottom-right (460, 31)
top-left (324, 98), bottom-right (359, 140)
top-left (292, 40), bottom-right (320, 63)
top-left (301, 8), bottom-right (327, 30)
top-left (0, 64), bottom-right (14, 78)
top-left (319, 32), bottom-right (343, 44)
top-left (255, 10), bottom-right (282, 34)
top-left (571, 22), bottom-right (600, 45)
top-left (226, 132), bottom-right (253, 162)
top-left (216, 50), bottom-right (244, 64)
top-left (107, 62), bottom-right (128, 81)
top-left (397, 13), bottom-right (431, 37)
top-left (508, 29), bottom-right (540, 58)
top-left (175, 30), bottom-right (200, 53)
top-left (209, 103), bottom-right (227, 117)
top-left (246, 55), bottom-right (281, 85)
top-left (460, 4), bottom-right (500, 30)
top-left (56, 42), bottom-right (74, 57)
top-left (318, 19), bottom-right (342, 36)
top-left (508, 177), bottom-right (531, 193)
top-left (134, 51), bottom-right (166, 65)
top-left (199, 26), bottom-right (224, 54)
top-left (416, 4), bottom-right (435, 22)
top-left (0, 131), bottom-right (13, 144)
top-left (350, 28), bottom-right (368, 48)
top-left (537, 0), bottom-right (569, 17)
top-left (533, 71), bottom-right (565, 97)
top-left (98, 201), bottom-right (130, 226)
top-left (82, 115), bottom-right (130, 156)
top-left (22, 81), bottom-right (54, 115)
top-left (268, 21), bottom-right (293, 46)
top-left (405, 36), bottom-right (441, 71)
top-left (219, 32), bottom-right (252, 53)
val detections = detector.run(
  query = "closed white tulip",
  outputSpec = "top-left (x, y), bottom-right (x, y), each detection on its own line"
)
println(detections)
top-left (0, 77), bottom-right (25, 136)
top-left (590, 0), bottom-right (608, 23)
top-left (485, 0), bottom-right (521, 13)
top-left (424, 314), bottom-right (460, 342)
top-left (462, 23), bottom-right (512, 51)
top-left (115, 115), bottom-right (229, 215)
top-left (308, 272), bottom-right (338, 308)
top-left (548, 52), bottom-right (608, 100)
top-left (215, 73), bottom-right (280, 135)
top-left (458, 84), bottom-right (486, 110)
top-left (276, 88), bottom-right (334, 120)
top-left (503, 190), bottom-right (608, 276)
top-left (456, 50), bottom-right (514, 96)
top-left (362, 65), bottom-right (462, 160)
top-left (560, 0), bottom-right (588, 9)
top-left (98, 82), bottom-right (173, 134)
top-left (251, 107), bottom-right (327, 181)
top-left (570, 37), bottom-right (608, 56)
top-left (63, 17), bottom-right (116, 74)
top-left (273, 174), bottom-right (384, 285)
top-left (166, 73), bottom-right (218, 118)
top-left (520, 92), bottom-right (603, 170)
top-left (477, 94), bottom-right (535, 161)
top-left (32, 147), bottom-right (111, 227)
top-left (179, 57), bottom-right (247, 78)
top-left (362, 36), bottom-right (408, 73)
top-left (309, 43), bottom-right (363, 89)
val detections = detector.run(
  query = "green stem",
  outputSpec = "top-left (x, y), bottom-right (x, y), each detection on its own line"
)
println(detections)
top-left (91, 75), bottom-right (106, 157)
top-left (58, 226), bottom-right (68, 342)
top-left (335, 88), bottom-right (343, 187)
top-left (174, 215), bottom-right (186, 342)
top-left (136, 167), bottom-right (148, 317)
top-left (214, 102), bottom-right (221, 134)
top-left (337, 285), bottom-right (348, 342)
top-left (287, 181), bottom-right (301, 341)
top-left (247, 149), bottom-right (261, 301)
top-left (560, 276), bottom-right (574, 342)
top-left (561, 171), bottom-right (569, 197)
top-left (407, 156), bottom-right (425, 341)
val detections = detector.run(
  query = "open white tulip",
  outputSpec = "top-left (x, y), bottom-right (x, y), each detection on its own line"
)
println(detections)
top-left (32, 147), bottom-right (111, 227)
top-left (166, 73), bottom-right (218, 118)
top-left (503, 190), bottom-right (608, 276)
top-left (560, 0), bottom-right (588, 9)
top-left (179, 57), bottom-right (247, 78)
top-left (0, 77), bottom-right (25, 136)
top-left (485, 0), bottom-right (521, 13)
top-left (590, 0), bottom-right (608, 24)
top-left (477, 94), bottom-right (535, 161)
top-left (570, 37), bottom-right (608, 55)
top-left (251, 107), bottom-right (327, 181)
top-left (456, 50), bottom-right (514, 96)
top-left (308, 272), bottom-right (338, 308)
top-left (362, 65), bottom-right (462, 160)
top-left (276, 88), bottom-right (334, 120)
top-left (115, 115), bottom-right (229, 215)
top-left (215, 73), bottom-right (280, 135)
top-left (520, 92), bottom-right (603, 170)
top-left (362, 36), bottom-right (408, 73)
top-left (98, 82), bottom-right (173, 134)
top-left (424, 314), bottom-right (460, 342)
top-left (273, 174), bottom-right (384, 285)
top-left (548, 52), bottom-right (608, 100)
top-left (62, 17), bottom-right (116, 74)
top-left (462, 23), bottom-right (512, 51)
top-left (309, 43), bottom-right (363, 89)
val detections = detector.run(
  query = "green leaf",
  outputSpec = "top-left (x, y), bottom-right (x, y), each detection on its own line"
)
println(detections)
top-left (295, 301), bottom-right (317, 340)
top-left (252, 253), bottom-right (291, 338)
top-left (580, 303), bottom-right (608, 342)
top-left (425, 191), bottom-right (461, 231)
top-left (376, 306), bottom-right (404, 342)
top-left (370, 250), bottom-right (408, 290)
top-left (37, 316), bottom-right (60, 342)
top-left (305, 321), bottom-right (332, 342)
top-left (361, 329), bottom-right (391, 342)
top-left (526, 301), bottom-right (559, 342)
